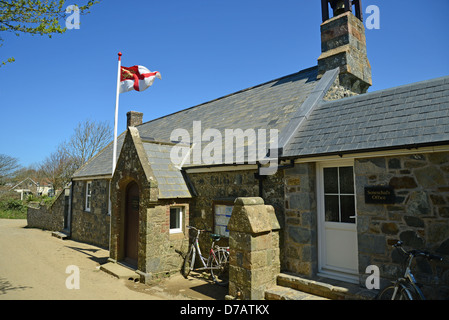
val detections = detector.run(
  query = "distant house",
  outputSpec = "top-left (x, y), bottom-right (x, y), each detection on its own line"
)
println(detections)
top-left (9, 178), bottom-right (54, 200)
top-left (30, 0), bottom-right (449, 299)
top-left (9, 178), bottom-right (38, 200)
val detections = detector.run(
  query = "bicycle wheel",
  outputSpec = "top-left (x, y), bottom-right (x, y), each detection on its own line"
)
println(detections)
top-left (376, 285), bottom-right (413, 300)
top-left (182, 246), bottom-right (194, 278)
top-left (209, 248), bottom-right (229, 286)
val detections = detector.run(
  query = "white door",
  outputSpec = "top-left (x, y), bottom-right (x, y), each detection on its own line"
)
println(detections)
top-left (317, 160), bottom-right (359, 283)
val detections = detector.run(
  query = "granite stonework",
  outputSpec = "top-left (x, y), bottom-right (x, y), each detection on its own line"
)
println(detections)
top-left (318, 11), bottom-right (372, 94)
top-left (283, 152), bottom-right (449, 299)
top-left (70, 179), bottom-right (110, 248)
top-left (227, 197), bottom-right (281, 300)
top-left (356, 152), bottom-right (449, 299)
top-left (187, 169), bottom-right (285, 262)
top-left (283, 163), bottom-right (318, 277)
top-left (27, 190), bottom-right (66, 231)
top-left (109, 128), bottom-right (190, 282)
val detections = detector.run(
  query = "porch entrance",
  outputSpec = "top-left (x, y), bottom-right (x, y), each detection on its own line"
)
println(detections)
top-left (317, 160), bottom-right (359, 284)
top-left (124, 181), bottom-right (139, 267)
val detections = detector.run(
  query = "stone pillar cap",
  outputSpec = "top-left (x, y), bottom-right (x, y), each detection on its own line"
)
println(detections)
top-left (234, 197), bottom-right (265, 206)
top-left (229, 197), bottom-right (280, 234)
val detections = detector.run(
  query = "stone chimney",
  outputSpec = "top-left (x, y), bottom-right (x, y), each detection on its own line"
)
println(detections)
top-left (127, 111), bottom-right (143, 127)
top-left (318, 0), bottom-right (372, 97)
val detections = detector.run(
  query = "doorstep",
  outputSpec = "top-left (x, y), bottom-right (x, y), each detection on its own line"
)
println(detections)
top-left (100, 262), bottom-right (140, 281)
top-left (274, 272), bottom-right (377, 300)
top-left (51, 231), bottom-right (69, 240)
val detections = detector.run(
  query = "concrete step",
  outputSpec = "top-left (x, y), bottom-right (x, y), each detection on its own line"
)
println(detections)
top-left (274, 272), bottom-right (376, 300)
top-left (265, 285), bottom-right (329, 300)
top-left (100, 262), bottom-right (140, 282)
top-left (51, 231), bottom-right (69, 240)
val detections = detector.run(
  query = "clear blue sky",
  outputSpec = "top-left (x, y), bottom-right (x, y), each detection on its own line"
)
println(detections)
top-left (1, 0), bottom-right (448, 168)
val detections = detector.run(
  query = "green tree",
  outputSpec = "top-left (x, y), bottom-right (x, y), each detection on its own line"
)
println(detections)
top-left (0, 0), bottom-right (100, 66)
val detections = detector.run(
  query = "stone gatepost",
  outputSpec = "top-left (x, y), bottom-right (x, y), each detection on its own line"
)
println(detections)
top-left (227, 197), bottom-right (281, 300)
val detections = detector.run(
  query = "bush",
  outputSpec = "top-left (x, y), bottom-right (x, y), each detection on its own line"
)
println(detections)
top-left (0, 198), bottom-right (27, 219)
top-left (5, 199), bottom-right (24, 210)
top-left (42, 196), bottom-right (56, 208)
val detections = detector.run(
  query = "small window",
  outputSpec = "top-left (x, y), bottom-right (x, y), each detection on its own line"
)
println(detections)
top-left (323, 166), bottom-right (355, 224)
top-left (170, 207), bottom-right (183, 234)
top-left (85, 181), bottom-right (92, 212)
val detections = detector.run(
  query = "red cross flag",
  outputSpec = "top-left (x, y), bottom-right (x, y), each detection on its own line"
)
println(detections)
top-left (112, 52), bottom-right (162, 175)
top-left (119, 65), bottom-right (161, 93)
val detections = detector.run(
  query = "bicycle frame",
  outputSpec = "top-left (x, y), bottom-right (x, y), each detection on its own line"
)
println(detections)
top-left (390, 244), bottom-right (430, 300)
top-left (377, 241), bottom-right (443, 300)
top-left (390, 252), bottom-right (425, 300)
top-left (186, 228), bottom-right (225, 272)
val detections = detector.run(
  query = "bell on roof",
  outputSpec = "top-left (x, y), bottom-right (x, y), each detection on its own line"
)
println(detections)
top-left (331, 0), bottom-right (348, 16)
top-left (321, 0), bottom-right (363, 22)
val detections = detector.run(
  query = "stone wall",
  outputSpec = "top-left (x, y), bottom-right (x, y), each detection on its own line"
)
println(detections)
top-left (71, 179), bottom-right (110, 248)
top-left (283, 163), bottom-right (318, 277)
top-left (356, 152), bottom-right (449, 299)
top-left (144, 200), bottom-right (190, 280)
top-left (110, 128), bottom-right (159, 279)
top-left (187, 169), bottom-right (285, 256)
top-left (323, 75), bottom-right (359, 101)
top-left (27, 191), bottom-right (65, 231)
top-left (110, 128), bottom-right (191, 282)
top-left (283, 152), bottom-right (449, 299)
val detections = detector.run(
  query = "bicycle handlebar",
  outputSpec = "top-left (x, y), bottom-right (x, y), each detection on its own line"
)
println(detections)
top-left (186, 226), bottom-right (212, 233)
top-left (393, 241), bottom-right (443, 262)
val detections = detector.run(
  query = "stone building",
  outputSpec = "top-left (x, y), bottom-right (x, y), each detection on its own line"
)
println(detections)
top-left (29, 0), bottom-right (449, 299)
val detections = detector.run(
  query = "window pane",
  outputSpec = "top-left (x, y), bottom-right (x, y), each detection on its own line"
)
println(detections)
top-left (86, 182), bottom-right (92, 210)
top-left (339, 167), bottom-right (354, 194)
top-left (214, 204), bottom-right (233, 237)
top-left (324, 167), bottom-right (338, 193)
top-left (324, 195), bottom-right (339, 222)
top-left (340, 195), bottom-right (355, 223)
top-left (170, 208), bottom-right (180, 229)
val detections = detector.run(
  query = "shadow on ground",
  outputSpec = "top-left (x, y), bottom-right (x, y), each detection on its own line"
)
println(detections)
top-left (0, 277), bottom-right (32, 295)
top-left (66, 246), bottom-right (109, 265)
top-left (124, 271), bottom-right (228, 300)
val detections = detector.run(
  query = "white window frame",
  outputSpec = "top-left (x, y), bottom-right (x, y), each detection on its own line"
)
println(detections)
top-left (169, 207), bottom-right (183, 234)
top-left (316, 159), bottom-right (359, 283)
top-left (85, 181), bottom-right (92, 212)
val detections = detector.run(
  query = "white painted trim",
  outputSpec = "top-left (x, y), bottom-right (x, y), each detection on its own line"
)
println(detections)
top-left (85, 181), bottom-right (92, 212)
top-left (316, 159), bottom-right (359, 284)
top-left (169, 207), bottom-right (183, 234)
top-left (294, 145), bottom-right (449, 164)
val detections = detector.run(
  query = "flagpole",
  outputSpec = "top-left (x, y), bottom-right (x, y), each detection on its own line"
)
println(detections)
top-left (109, 52), bottom-right (121, 251)
top-left (112, 52), bottom-right (122, 174)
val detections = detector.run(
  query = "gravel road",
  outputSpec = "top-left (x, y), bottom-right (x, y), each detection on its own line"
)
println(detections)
top-left (0, 219), bottom-right (226, 300)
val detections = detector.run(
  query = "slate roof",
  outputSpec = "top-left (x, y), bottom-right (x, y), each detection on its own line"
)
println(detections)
top-left (283, 75), bottom-right (449, 158)
top-left (136, 66), bottom-right (319, 143)
top-left (72, 134), bottom-right (125, 178)
top-left (72, 66), bottom-right (320, 178)
top-left (142, 141), bottom-right (192, 199)
top-left (72, 67), bottom-right (449, 183)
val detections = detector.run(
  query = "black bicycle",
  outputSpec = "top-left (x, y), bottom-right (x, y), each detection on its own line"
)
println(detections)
top-left (377, 241), bottom-right (443, 300)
